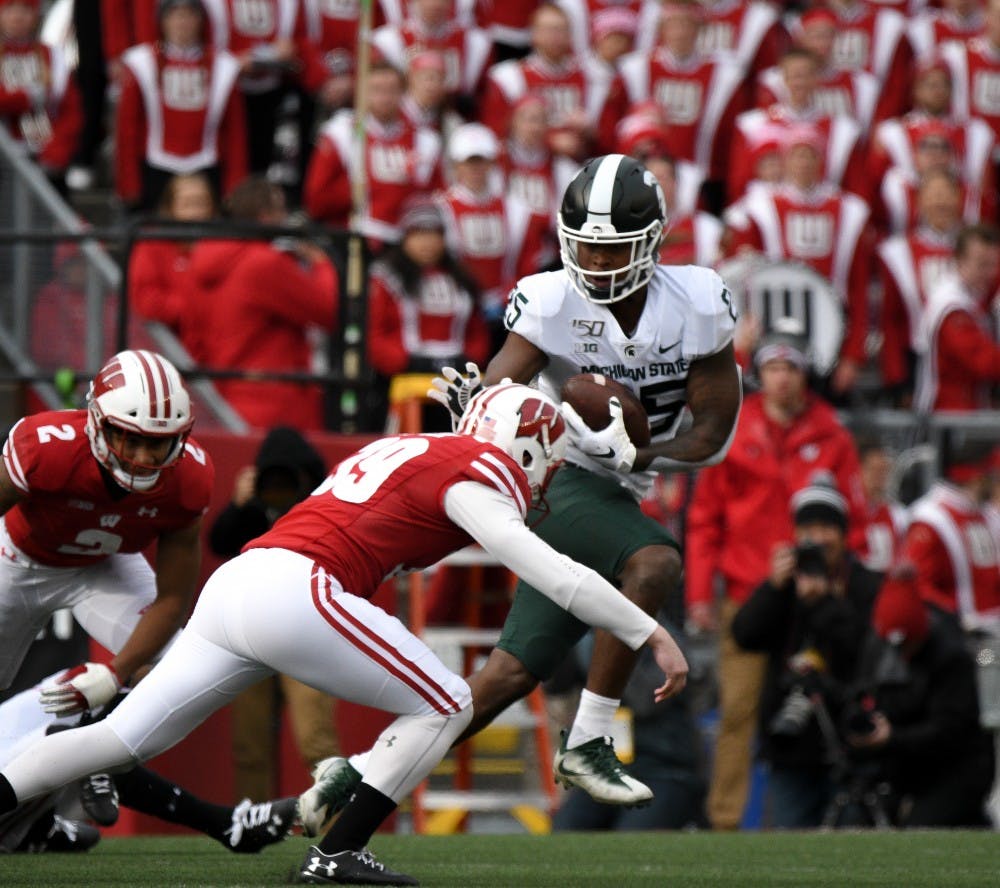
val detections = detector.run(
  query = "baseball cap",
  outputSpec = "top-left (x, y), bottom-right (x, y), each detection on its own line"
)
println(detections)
top-left (449, 123), bottom-right (499, 163)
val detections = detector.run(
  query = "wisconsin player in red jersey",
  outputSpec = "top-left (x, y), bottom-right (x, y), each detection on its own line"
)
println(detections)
top-left (0, 349), bottom-right (213, 716)
top-left (0, 384), bottom-right (688, 885)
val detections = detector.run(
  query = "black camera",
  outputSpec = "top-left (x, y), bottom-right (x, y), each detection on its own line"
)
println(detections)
top-left (795, 541), bottom-right (828, 576)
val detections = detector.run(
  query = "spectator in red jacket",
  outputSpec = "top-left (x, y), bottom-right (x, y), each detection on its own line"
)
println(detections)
top-left (128, 172), bottom-right (218, 354)
top-left (366, 198), bottom-right (490, 429)
top-left (915, 223), bottom-right (1000, 412)
top-left (190, 176), bottom-right (339, 430)
top-left (0, 0), bottom-right (83, 190)
top-left (686, 322), bottom-right (868, 831)
top-left (115, 0), bottom-right (248, 211)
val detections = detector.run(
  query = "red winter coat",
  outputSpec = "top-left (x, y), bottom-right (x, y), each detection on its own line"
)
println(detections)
top-left (189, 240), bottom-right (339, 430)
top-left (685, 391), bottom-right (868, 609)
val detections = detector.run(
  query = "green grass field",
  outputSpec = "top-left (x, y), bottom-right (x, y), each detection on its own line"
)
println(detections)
top-left (0, 831), bottom-right (997, 888)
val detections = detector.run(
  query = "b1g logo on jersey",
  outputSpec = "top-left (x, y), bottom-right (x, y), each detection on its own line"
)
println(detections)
top-left (232, 0), bottom-right (277, 36)
top-left (163, 67), bottom-right (208, 111)
top-left (832, 30), bottom-right (869, 72)
top-left (785, 212), bottom-right (833, 259)
top-left (459, 213), bottom-right (505, 257)
top-left (369, 144), bottom-right (410, 182)
top-left (973, 71), bottom-right (1000, 114)
top-left (653, 79), bottom-right (703, 126)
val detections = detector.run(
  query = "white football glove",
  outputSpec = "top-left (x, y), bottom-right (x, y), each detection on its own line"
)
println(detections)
top-left (561, 397), bottom-right (637, 473)
top-left (39, 662), bottom-right (121, 716)
top-left (428, 362), bottom-right (483, 431)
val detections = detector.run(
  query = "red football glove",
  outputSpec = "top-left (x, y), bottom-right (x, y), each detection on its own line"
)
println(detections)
top-left (39, 662), bottom-right (121, 716)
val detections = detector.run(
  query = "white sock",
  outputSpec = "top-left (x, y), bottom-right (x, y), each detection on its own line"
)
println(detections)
top-left (348, 751), bottom-right (370, 775)
top-left (566, 690), bottom-right (620, 749)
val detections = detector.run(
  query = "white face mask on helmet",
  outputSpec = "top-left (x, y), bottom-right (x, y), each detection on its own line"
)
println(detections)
top-left (85, 350), bottom-right (194, 492)
top-left (456, 383), bottom-right (567, 505)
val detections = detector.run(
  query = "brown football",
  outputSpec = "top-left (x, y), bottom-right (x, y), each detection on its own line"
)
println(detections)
top-left (560, 373), bottom-right (651, 447)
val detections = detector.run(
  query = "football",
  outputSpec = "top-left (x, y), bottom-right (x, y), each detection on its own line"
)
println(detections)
top-left (560, 373), bottom-right (651, 447)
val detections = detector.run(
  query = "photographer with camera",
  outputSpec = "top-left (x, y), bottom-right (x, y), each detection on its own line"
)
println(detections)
top-left (843, 574), bottom-right (995, 827)
top-left (731, 476), bottom-right (883, 828)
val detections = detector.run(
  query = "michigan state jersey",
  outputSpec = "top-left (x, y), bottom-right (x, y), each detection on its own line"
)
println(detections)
top-left (503, 265), bottom-right (736, 498)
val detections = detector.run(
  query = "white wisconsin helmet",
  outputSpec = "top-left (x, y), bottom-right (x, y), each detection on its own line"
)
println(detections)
top-left (558, 153), bottom-right (666, 304)
top-left (85, 349), bottom-right (194, 492)
top-left (456, 383), bottom-right (567, 505)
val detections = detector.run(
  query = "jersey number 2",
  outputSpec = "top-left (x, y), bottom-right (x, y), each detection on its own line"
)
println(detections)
top-left (316, 437), bottom-right (430, 504)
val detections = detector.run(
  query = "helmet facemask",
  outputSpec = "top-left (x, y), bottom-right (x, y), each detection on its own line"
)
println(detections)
top-left (558, 218), bottom-right (664, 304)
top-left (85, 350), bottom-right (194, 492)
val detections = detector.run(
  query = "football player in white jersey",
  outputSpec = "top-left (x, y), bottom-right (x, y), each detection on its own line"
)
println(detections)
top-left (300, 154), bottom-right (742, 823)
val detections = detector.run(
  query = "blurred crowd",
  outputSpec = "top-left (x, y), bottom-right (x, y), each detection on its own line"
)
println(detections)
top-left (4, 0), bottom-right (1000, 832)
top-left (6, 0), bottom-right (1000, 431)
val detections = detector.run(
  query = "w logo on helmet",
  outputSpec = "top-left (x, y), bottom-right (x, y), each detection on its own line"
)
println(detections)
top-left (518, 398), bottom-right (566, 456)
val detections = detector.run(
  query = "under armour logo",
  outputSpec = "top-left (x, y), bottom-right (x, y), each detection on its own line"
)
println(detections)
top-left (307, 855), bottom-right (338, 877)
top-left (137, 506), bottom-right (159, 518)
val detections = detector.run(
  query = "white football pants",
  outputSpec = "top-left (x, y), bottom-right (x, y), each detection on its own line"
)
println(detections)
top-left (0, 516), bottom-right (159, 689)
top-left (2, 548), bottom-right (472, 805)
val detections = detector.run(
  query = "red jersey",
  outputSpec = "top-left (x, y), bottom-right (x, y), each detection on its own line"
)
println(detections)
top-left (824, 2), bottom-right (912, 119)
top-left (877, 227), bottom-right (956, 388)
top-left (729, 104), bottom-right (866, 202)
top-left (685, 392), bottom-right (868, 607)
top-left (304, 111), bottom-right (442, 242)
top-left (116, 43), bottom-right (247, 202)
top-left (247, 434), bottom-right (531, 599)
top-left (908, 9), bottom-right (985, 59)
top-left (480, 53), bottom-right (625, 155)
top-left (943, 37), bottom-right (1000, 149)
top-left (366, 263), bottom-right (490, 377)
top-left (437, 186), bottom-right (552, 314)
top-left (905, 482), bottom-right (1000, 629)
top-left (619, 48), bottom-right (744, 175)
top-left (0, 40), bottom-right (82, 170)
top-left (755, 65), bottom-right (879, 130)
top-left (2, 411), bottom-right (213, 568)
top-left (697, 0), bottom-right (786, 76)
top-left (862, 498), bottom-right (907, 573)
top-left (301, 0), bottom-right (360, 75)
top-left (730, 182), bottom-right (872, 364)
top-left (371, 18), bottom-right (492, 97)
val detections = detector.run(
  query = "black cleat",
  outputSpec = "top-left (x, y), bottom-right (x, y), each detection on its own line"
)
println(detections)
top-left (79, 773), bottom-right (119, 826)
top-left (223, 797), bottom-right (298, 853)
top-left (297, 846), bottom-right (419, 885)
top-left (20, 814), bottom-right (100, 853)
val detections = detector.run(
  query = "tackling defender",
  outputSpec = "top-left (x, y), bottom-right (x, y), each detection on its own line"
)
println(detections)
top-left (302, 153), bottom-right (741, 821)
top-left (0, 384), bottom-right (688, 885)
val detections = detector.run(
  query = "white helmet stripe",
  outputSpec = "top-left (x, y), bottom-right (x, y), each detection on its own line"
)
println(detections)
top-left (585, 153), bottom-right (626, 227)
top-left (133, 350), bottom-right (164, 420)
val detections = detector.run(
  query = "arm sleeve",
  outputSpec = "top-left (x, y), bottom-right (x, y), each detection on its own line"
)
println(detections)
top-left (879, 260), bottom-right (910, 388)
top-left (839, 225), bottom-right (872, 364)
top-left (443, 481), bottom-right (659, 650)
top-left (114, 69), bottom-right (144, 203)
top-left (366, 276), bottom-right (410, 377)
top-left (730, 580), bottom-right (793, 652)
top-left (303, 136), bottom-right (352, 223)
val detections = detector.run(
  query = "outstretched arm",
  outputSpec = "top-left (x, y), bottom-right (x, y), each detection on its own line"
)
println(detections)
top-left (637, 342), bottom-right (742, 472)
top-left (444, 482), bottom-right (688, 700)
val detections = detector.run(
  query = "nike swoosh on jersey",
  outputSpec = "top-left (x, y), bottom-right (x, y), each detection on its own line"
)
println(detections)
top-left (658, 339), bottom-right (682, 354)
